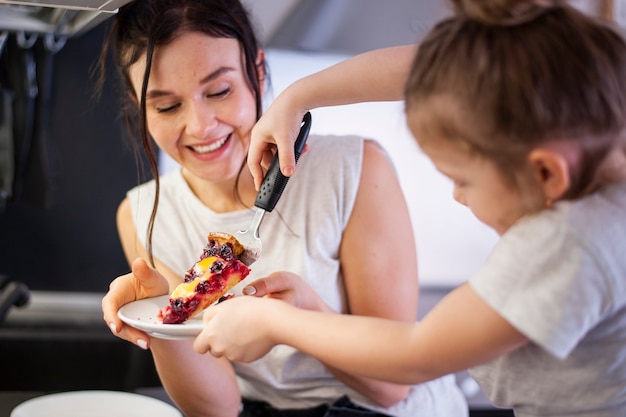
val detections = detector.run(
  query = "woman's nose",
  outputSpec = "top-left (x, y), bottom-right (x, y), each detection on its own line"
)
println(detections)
top-left (185, 101), bottom-right (217, 138)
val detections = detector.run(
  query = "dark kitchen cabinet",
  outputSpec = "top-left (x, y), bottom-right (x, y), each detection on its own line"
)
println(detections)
top-left (0, 21), bottom-right (162, 412)
top-left (0, 24), bottom-right (148, 293)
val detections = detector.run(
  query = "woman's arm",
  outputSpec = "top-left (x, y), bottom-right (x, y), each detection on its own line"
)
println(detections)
top-left (104, 197), bottom-right (241, 417)
top-left (149, 339), bottom-right (240, 417)
top-left (249, 45), bottom-right (417, 188)
top-left (321, 139), bottom-right (418, 407)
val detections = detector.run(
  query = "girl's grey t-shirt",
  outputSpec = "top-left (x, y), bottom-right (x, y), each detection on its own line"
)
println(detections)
top-left (469, 180), bottom-right (626, 417)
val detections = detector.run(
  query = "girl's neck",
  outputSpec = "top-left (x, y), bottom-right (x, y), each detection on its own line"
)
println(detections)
top-left (583, 147), bottom-right (626, 194)
top-left (594, 147), bottom-right (626, 183)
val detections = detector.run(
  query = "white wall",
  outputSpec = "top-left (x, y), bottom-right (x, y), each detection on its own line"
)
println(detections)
top-left (160, 49), bottom-right (498, 287)
top-left (266, 49), bottom-right (498, 287)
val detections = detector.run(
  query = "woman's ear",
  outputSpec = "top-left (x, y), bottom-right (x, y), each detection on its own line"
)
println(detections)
top-left (527, 148), bottom-right (570, 202)
top-left (256, 49), bottom-right (267, 95)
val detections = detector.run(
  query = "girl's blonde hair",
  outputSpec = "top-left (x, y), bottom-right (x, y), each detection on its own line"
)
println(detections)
top-left (405, 0), bottom-right (626, 198)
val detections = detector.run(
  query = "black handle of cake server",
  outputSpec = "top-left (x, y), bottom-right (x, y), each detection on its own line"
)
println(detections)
top-left (254, 111), bottom-right (312, 212)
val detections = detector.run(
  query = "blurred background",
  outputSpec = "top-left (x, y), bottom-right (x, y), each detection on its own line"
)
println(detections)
top-left (0, 1), bottom-right (619, 416)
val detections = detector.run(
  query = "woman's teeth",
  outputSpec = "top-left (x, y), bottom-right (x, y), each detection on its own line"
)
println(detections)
top-left (190, 135), bottom-right (229, 154)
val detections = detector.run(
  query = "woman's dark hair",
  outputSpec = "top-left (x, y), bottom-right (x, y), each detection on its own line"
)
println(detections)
top-left (405, 0), bottom-right (626, 199)
top-left (96, 0), bottom-right (265, 266)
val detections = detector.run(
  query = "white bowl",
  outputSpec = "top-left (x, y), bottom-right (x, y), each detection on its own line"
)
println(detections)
top-left (11, 390), bottom-right (182, 417)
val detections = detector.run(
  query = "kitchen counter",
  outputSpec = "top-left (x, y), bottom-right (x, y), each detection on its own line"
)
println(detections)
top-left (0, 291), bottom-right (162, 408)
top-left (1, 289), bottom-right (512, 417)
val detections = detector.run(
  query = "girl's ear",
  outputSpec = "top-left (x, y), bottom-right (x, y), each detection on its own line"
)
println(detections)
top-left (527, 148), bottom-right (570, 202)
top-left (256, 49), bottom-right (267, 95)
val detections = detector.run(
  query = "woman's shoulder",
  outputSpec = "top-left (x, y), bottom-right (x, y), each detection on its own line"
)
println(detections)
top-left (127, 169), bottom-right (182, 194)
top-left (296, 134), bottom-right (362, 177)
top-left (308, 133), bottom-right (388, 154)
top-left (307, 132), bottom-right (364, 148)
top-left (305, 134), bottom-right (394, 175)
top-left (125, 169), bottom-right (187, 213)
top-left (303, 133), bottom-right (367, 164)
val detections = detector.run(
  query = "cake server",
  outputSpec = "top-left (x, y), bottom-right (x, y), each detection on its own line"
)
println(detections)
top-left (236, 112), bottom-right (312, 266)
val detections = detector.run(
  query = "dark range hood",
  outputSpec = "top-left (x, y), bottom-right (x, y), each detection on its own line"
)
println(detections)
top-left (263, 0), bottom-right (613, 55)
top-left (0, 0), bottom-right (454, 53)
top-left (0, 0), bottom-right (133, 38)
top-left (266, 0), bottom-right (451, 55)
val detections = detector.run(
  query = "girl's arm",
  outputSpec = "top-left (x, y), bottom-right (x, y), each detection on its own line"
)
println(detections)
top-left (250, 45), bottom-right (417, 189)
top-left (196, 283), bottom-right (528, 385)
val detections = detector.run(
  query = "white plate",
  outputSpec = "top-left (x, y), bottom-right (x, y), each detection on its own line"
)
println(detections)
top-left (11, 390), bottom-right (182, 417)
top-left (117, 295), bottom-right (205, 340)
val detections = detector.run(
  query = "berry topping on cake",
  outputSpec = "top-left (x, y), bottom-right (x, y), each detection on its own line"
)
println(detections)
top-left (158, 233), bottom-right (250, 324)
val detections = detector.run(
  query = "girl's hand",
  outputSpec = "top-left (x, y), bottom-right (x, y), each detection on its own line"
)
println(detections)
top-left (102, 257), bottom-right (170, 349)
top-left (194, 296), bottom-right (287, 362)
top-left (242, 271), bottom-right (328, 312)
top-left (249, 95), bottom-right (308, 190)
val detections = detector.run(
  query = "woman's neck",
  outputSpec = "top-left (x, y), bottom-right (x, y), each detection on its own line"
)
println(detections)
top-left (181, 167), bottom-right (257, 213)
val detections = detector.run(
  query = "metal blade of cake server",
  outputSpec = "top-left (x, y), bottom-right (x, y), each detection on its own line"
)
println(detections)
top-left (235, 208), bottom-right (265, 266)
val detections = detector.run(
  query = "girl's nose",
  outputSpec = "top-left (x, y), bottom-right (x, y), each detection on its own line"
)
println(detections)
top-left (453, 186), bottom-right (467, 207)
top-left (185, 102), bottom-right (217, 138)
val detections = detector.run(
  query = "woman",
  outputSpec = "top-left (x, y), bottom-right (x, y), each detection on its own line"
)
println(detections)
top-left (99, 1), bottom-right (467, 417)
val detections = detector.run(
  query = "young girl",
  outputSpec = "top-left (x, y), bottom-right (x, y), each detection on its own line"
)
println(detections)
top-left (99, 0), bottom-right (467, 416)
top-left (194, 1), bottom-right (626, 416)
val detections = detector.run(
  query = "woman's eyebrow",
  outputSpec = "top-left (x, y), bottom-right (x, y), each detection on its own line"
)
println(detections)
top-left (145, 66), bottom-right (235, 99)
top-left (199, 66), bottom-right (235, 85)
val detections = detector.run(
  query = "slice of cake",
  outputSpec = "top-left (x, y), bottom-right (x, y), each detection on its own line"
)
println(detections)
top-left (158, 233), bottom-right (251, 324)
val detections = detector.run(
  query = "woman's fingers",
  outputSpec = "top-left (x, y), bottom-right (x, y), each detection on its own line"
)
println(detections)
top-left (102, 258), bottom-right (168, 349)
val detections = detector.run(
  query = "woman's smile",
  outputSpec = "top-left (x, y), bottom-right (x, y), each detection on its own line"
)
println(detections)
top-left (187, 134), bottom-right (231, 155)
